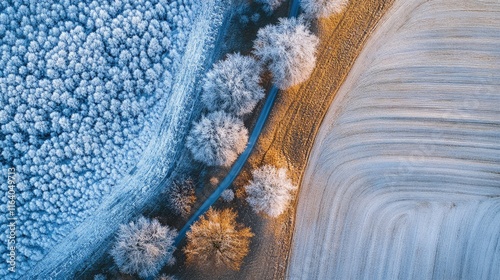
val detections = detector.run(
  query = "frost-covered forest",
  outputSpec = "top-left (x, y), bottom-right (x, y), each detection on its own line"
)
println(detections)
top-left (0, 0), bottom-right (197, 276)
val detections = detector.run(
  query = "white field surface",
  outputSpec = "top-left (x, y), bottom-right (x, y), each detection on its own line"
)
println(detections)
top-left (288, 0), bottom-right (500, 279)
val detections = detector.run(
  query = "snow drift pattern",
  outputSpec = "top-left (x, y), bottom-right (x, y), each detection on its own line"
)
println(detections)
top-left (0, 0), bottom-right (196, 276)
top-left (289, 0), bottom-right (500, 279)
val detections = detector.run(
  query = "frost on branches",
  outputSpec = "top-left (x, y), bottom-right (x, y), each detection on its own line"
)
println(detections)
top-left (184, 208), bottom-right (253, 271)
top-left (186, 111), bottom-right (248, 167)
top-left (301, 0), bottom-right (349, 18)
top-left (254, 0), bottom-right (286, 13)
top-left (157, 274), bottom-right (178, 280)
top-left (110, 216), bottom-right (177, 279)
top-left (220, 189), bottom-right (235, 202)
top-left (245, 165), bottom-right (297, 217)
top-left (201, 53), bottom-right (265, 116)
top-left (165, 179), bottom-right (196, 218)
top-left (0, 0), bottom-right (196, 275)
top-left (253, 17), bottom-right (319, 89)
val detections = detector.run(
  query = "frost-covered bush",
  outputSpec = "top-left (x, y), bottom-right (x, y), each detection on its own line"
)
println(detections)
top-left (301, 0), bottom-right (349, 18)
top-left (245, 165), bottom-right (297, 217)
top-left (111, 216), bottom-right (177, 279)
top-left (165, 179), bottom-right (196, 218)
top-left (253, 17), bottom-right (319, 89)
top-left (202, 53), bottom-right (265, 116)
top-left (221, 189), bottom-right (235, 202)
top-left (251, 13), bottom-right (261, 23)
top-left (0, 0), bottom-right (196, 276)
top-left (255, 0), bottom-right (286, 13)
top-left (184, 208), bottom-right (253, 270)
top-left (186, 111), bottom-right (248, 167)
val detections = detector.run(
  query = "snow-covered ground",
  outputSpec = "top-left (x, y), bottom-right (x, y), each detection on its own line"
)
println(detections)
top-left (14, 1), bottom-right (230, 279)
top-left (288, 0), bottom-right (500, 279)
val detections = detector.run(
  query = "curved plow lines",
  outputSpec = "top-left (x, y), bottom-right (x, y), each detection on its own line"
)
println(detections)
top-left (288, 0), bottom-right (500, 279)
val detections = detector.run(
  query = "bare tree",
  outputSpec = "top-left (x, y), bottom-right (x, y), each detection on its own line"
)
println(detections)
top-left (184, 208), bottom-right (253, 270)
top-left (245, 165), bottom-right (297, 217)
top-left (186, 111), bottom-right (248, 167)
top-left (253, 17), bottom-right (319, 89)
top-left (202, 53), bottom-right (265, 116)
top-left (110, 216), bottom-right (177, 279)
top-left (165, 179), bottom-right (196, 218)
top-left (301, 0), bottom-right (349, 18)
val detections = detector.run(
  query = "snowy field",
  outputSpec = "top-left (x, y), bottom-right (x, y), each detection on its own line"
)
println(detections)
top-left (0, 0), bottom-right (230, 278)
top-left (288, 0), bottom-right (500, 279)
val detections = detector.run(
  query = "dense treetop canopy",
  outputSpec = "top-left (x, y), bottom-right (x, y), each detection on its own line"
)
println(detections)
top-left (253, 17), bottom-right (319, 89)
top-left (0, 0), bottom-right (196, 276)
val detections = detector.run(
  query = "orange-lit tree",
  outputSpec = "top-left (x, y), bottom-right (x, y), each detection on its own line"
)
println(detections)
top-left (184, 208), bottom-right (253, 270)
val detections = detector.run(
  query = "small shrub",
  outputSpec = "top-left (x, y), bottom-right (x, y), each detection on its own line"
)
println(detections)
top-left (184, 208), bottom-right (253, 270)
top-left (202, 53), bottom-right (265, 116)
top-left (221, 189), bottom-right (235, 202)
top-left (245, 165), bottom-right (297, 217)
top-left (301, 0), bottom-right (349, 18)
top-left (253, 17), bottom-right (319, 89)
top-left (110, 216), bottom-right (177, 279)
top-left (251, 13), bottom-right (261, 23)
top-left (165, 179), bottom-right (196, 218)
top-left (210, 177), bottom-right (220, 186)
top-left (255, 0), bottom-right (286, 13)
top-left (186, 111), bottom-right (248, 167)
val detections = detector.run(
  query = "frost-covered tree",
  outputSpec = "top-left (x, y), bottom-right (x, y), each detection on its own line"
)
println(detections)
top-left (186, 111), bottom-right (248, 167)
top-left (165, 179), bottom-right (196, 218)
top-left (255, 0), bottom-right (286, 13)
top-left (184, 208), bottom-right (253, 270)
top-left (245, 165), bottom-right (297, 217)
top-left (0, 0), bottom-right (197, 275)
top-left (253, 17), bottom-right (319, 89)
top-left (202, 53), bottom-right (265, 116)
top-left (110, 216), bottom-right (177, 279)
top-left (301, 0), bottom-right (349, 18)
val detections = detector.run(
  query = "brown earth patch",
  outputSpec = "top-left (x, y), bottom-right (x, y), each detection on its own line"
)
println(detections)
top-left (234, 0), bottom-right (396, 279)
top-left (174, 0), bottom-right (395, 279)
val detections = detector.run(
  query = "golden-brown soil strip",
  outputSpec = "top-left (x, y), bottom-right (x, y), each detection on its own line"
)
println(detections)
top-left (235, 0), bottom-right (395, 279)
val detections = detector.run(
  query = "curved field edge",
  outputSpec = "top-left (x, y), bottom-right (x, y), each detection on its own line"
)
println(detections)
top-left (288, 0), bottom-right (500, 279)
top-left (227, 0), bottom-right (395, 279)
top-left (23, 1), bottom-right (232, 278)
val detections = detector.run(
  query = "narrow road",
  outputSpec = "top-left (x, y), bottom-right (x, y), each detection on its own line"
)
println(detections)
top-left (174, 0), bottom-right (301, 245)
